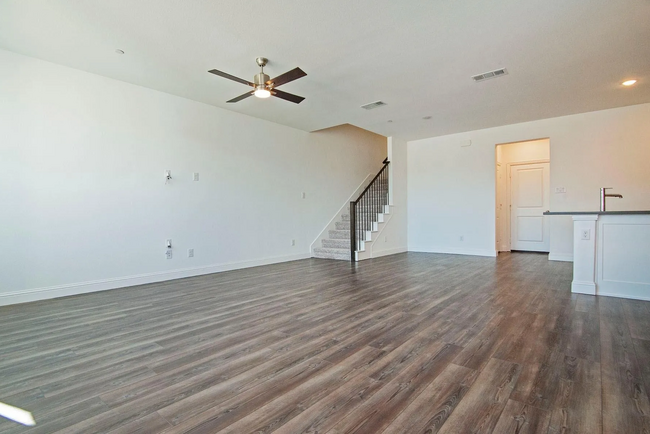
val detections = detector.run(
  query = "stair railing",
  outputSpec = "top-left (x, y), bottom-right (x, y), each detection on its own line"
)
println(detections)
top-left (350, 158), bottom-right (390, 262)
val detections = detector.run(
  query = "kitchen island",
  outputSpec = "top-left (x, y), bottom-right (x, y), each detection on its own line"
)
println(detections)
top-left (544, 210), bottom-right (650, 301)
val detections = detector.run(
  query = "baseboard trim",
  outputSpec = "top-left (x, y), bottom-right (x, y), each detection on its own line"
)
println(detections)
top-left (0, 252), bottom-right (311, 307)
top-left (597, 292), bottom-right (650, 302)
top-left (408, 246), bottom-right (498, 258)
top-left (548, 253), bottom-right (573, 262)
top-left (370, 246), bottom-right (408, 258)
top-left (571, 280), bottom-right (596, 295)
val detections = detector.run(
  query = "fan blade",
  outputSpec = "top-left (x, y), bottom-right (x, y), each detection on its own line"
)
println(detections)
top-left (267, 67), bottom-right (307, 88)
top-left (271, 89), bottom-right (305, 104)
top-left (208, 69), bottom-right (254, 86)
top-left (227, 91), bottom-right (254, 103)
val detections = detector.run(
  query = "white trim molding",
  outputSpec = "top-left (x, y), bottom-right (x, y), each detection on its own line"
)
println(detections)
top-left (597, 292), bottom-right (650, 302)
top-left (571, 280), bottom-right (596, 295)
top-left (370, 246), bottom-right (408, 258)
top-left (548, 253), bottom-right (573, 262)
top-left (0, 253), bottom-right (310, 307)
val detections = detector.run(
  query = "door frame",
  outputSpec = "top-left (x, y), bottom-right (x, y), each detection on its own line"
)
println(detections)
top-left (505, 159), bottom-right (550, 252)
top-left (496, 162), bottom-right (503, 251)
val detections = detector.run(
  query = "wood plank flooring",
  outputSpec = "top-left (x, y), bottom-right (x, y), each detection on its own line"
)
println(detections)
top-left (1, 252), bottom-right (649, 433)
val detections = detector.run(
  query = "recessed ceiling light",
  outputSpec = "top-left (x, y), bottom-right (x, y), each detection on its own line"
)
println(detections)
top-left (622, 79), bottom-right (637, 86)
top-left (387, 120), bottom-right (393, 123)
top-left (115, 49), bottom-right (125, 54)
top-left (422, 116), bottom-right (432, 120)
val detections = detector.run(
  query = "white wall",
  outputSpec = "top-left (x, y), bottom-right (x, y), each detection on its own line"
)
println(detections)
top-left (408, 103), bottom-right (650, 260)
top-left (0, 49), bottom-right (386, 305)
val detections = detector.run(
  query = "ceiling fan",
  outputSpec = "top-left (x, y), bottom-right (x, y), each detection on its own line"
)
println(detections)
top-left (209, 57), bottom-right (307, 104)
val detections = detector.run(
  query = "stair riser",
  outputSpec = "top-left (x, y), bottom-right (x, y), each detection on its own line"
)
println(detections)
top-left (328, 230), bottom-right (350, 240)
top-left (313, 247), bottom-right (350, 261)
top-left (313, 254), bottom-right (349, 261)
top-left (314, 247), bottom-right (348, 254)
top-left (323, 239), bottom-right (349, 249)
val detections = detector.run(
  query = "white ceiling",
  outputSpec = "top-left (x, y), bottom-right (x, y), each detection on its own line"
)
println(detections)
top-left (1, 0), bottom-right (649, 140)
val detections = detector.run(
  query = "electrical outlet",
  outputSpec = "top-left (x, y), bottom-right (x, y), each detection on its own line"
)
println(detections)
top-left (291, 239), bottom-right (296, 246)
top-left (166, 249), bottom-right (172, 259)
top-left (384, 236), bottom-right (388, 243)
top-left (301, 192), bottom-right (306, 199)
top-left (188, 248), bottom-right (194, 258)
top-left (460, 235), bottom-right (464, 241)
top-left (193, 172), bottom-right (199, 181)
top-left (555, 187), bottom-right (566, 193)
top-left (581, 229), bottom-right (590, 240)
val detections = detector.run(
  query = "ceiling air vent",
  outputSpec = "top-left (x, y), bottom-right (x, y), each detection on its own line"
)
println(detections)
top-left (472, 68), bottom-right (508, 82)
top-left (361, 101), bottom-right (387, 110)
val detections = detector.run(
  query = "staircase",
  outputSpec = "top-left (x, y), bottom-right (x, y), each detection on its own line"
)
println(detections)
top-left (313, 213), bottom-right (352, 261)
top-left (313, 159), bottom-right (390, 262)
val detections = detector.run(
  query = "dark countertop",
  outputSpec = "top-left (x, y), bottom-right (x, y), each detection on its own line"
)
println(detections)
top-left (544, 210), bottom-right (650, 215)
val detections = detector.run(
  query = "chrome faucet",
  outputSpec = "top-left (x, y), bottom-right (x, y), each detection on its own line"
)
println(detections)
top-left (600, 188), bottom-right (623, 212)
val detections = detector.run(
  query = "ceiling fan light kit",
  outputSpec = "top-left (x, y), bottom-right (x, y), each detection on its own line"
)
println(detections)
top-left (254, 88), bottom-right (271, 98)
top-left (209, 57), bottom-right (307, 104)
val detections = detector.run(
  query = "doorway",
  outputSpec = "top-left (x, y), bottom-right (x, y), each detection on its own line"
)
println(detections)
top-left (495, 139), bottom-right (551, 253)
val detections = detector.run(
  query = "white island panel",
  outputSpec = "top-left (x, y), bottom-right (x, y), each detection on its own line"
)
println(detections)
top-left (597, 215), bottom-right (650, 300)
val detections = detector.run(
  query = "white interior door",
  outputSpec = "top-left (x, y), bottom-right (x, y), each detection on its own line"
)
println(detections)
top-left (510, 162), bottom-right (550, 252)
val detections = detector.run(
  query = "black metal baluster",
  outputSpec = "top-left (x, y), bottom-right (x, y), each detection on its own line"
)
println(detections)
top-left (381, 168), bottom-right (384, 210)
top-left (373, 181), bottom-right (376, 228)
top-left (364, 196), bottom-right (368, 243)
top-left (349, 160), bottom-right (391, 263)
top-left (381, 168), bottom-right (384, 208)
top-left (350, 201), bottom-right (355, 262)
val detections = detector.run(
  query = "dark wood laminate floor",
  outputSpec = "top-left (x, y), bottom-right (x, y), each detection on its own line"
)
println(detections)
top-left (1, 252), bottom-right (649, 433)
